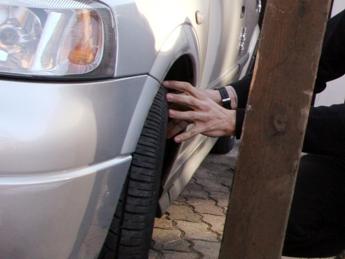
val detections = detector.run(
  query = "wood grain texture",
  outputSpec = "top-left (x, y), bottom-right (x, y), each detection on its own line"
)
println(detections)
top-left (219, 0), bottom-right (333, 258)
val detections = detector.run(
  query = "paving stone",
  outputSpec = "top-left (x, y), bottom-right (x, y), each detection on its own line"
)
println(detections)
top-left (196, 178), bottom-right (229, 193)
top-left (163, 239), bottom-right (191, 252)
top-left (205, 167), bottom-right (232, 179)
top-left (152, 228), bottom-right (182, 250)
top-left (176, 220), bottom-right (218, 241)
top-left (209, 191), bottom-right (229, 208)
top-left (220, 180), bottom-right (232, 188)
top-left (202, 157), bottom-right (234, 176)
top-left (192, 168), bottom-right (215, 180)
top-left (181, 182), bottom-right (203, 192)
top-left (202, 214), bottom-right (225, 235)
top-left (173, 198), bottom-right (188, 205)
top-left (149, 249), bottom-right (161, 259)
top-left (181, 186), bottom-right (209, 200)
top-left (154, 216), bottom-right (174, 230)
top-left (187, 198), bottom-right (224, 216)
top-left (192, 240), bottom-right (221, 259)
top-left (209, 171), bottom-right (233, 181)
top-left (152, 144), bottom-right (239, 257)
top-left (152, 227), bottom-right (191, 252)
top-left (167, 204), bottom-right (202, 222)
top-left (196, 167), bottom-right (233, 189)
top-left (211, 175), bottom-right (233, 187)
top-left (184, 182), bottom-right (203, 191)
top-left (162, 251), bottom-right (199, 259)
top-left (152, 142), bottom-right (342, 258)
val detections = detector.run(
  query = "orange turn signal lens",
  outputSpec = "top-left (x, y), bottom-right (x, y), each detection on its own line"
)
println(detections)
top-left (68, 43), bottom-right (97, 65)
top-left (68, 10), bottom-right (101, 65)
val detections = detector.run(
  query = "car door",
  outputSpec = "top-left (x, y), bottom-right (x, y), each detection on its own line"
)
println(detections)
top-left (160, 0), bottom-right (250, 206)
top-left (175, 0), bottom-right (246, 155)
top-left (199, 0), bottom-right (246, 90)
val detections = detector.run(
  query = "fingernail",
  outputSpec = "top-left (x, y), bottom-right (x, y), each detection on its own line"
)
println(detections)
top-left (163, 81), bottom-right (169, 86)
top-left (166, 93), bottom-right (172, 100)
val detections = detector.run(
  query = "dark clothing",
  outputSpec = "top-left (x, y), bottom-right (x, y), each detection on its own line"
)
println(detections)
top-left (283, 154), bottom-right (345, 257)
top-left (232, 9), bottom-right (345, 257)
top-left (233, 9), bottom-right (345, 157)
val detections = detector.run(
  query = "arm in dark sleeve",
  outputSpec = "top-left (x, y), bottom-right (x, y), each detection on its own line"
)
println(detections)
top-left (231, 74), bottom-right (251, 139)
top-left (231, 73), bottom-right (252, 108)
top-left (232, 9), bottom-right (345, 103)
top-left (305, 9), bottom-right (345, 156)
top-left (235, 104), bottom-right (345, 157)
top-left (302, 104), bottom-right (345, 157)
top-left (232, 9), bottom-right (345, 141)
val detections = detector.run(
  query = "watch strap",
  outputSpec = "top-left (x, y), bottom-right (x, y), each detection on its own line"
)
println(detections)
top-left (218, 87), bottom-right (232, 109)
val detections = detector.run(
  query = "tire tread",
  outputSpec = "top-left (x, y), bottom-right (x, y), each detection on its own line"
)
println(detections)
top-left (99, 88), bottom-right (167, 259)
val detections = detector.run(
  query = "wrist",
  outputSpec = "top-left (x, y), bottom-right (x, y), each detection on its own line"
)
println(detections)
top-left (217, 85), bottom-right (238, 109)
top-left (225, 109), bottom-right (236, 136)
top-left (206, 89), bottom-right (222, 105)
top-left (206, 85), bottom-right (238, 109)
top-left (226, 85), bottom-right (238, 109)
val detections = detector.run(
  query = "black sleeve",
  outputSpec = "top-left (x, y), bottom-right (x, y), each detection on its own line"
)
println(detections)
top-left (231, 73), bottom-right (252, 108)
top-left (233, 9), bottom-right (345, 146)
top-left (235, 109), bottom-right (246, 139)
top-left (303, 104), bottom-right (345, 157)
top-left (235, 104), bottom-right (345, 158)
top-left (232, 9), bottom-right (345, 107)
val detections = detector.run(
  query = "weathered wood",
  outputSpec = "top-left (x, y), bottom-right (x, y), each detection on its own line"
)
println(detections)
top-left (219, 0), bottom-right (333, 258)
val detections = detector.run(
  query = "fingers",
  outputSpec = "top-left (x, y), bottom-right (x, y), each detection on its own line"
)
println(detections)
top-left (166, 92), bottom-right (202, 109)
top-left (163, 80), bottom-right (236, 143)
top-left (174, 123), bottom-right (207, 143)
top-left (169, 109), bottom-right (208, 122)
top-left (163, 81), bottom-right (202, 98)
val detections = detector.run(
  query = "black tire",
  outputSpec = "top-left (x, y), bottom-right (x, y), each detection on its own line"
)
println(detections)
top-left (211, 136), bottom-right (235, 154)
top-left (99, 87), bottom-right (167, 259)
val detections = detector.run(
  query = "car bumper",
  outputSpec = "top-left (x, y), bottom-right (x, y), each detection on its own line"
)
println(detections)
top-left (0, 75), bottom-right (160, 258)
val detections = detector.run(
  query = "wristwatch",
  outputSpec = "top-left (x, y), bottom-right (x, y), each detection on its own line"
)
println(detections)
top-left (218, 86), bottom-right (232, 109)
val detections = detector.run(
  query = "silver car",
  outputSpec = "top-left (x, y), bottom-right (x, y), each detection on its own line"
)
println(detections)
top-left (0, 0), bottom-right (261, 258)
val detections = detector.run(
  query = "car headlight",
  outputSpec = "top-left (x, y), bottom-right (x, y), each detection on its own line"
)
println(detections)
top-left (0, 0), bottom-right (115, 79)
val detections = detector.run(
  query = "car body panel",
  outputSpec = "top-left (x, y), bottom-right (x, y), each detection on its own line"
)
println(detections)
top-left (105, 0), bottom-right (251, 87)
top-left (0, 155), bottom-right (131, 259)
top-left (0, 75), bottom-right (160, 258)
top-left (0, 76), bottom-right (159, 173)
top-left (105, 0), bottom-right (210, 80)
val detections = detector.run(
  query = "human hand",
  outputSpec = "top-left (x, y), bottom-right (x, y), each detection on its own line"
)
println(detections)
top-left (163, 81), bottom-right (236, 143)
top-left (165, 85), bottom-right (221, 139)
top-left (167, 120), bottom-right (189, 139)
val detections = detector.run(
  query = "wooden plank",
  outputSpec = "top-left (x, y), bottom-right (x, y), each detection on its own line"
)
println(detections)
top-left (219, 0), bottom-right (333, 258)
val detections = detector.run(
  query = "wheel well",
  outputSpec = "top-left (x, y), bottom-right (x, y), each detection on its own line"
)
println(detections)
top-left (158, 55), bottom-right (195, 214)
top-left (164, 54), bottom-right (195, 84)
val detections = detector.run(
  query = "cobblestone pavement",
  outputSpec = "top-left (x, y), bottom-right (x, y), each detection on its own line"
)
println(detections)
top-left (149, 147), bottom-right (237, 259)
top-left (149, 144), bottom-right (345, 259)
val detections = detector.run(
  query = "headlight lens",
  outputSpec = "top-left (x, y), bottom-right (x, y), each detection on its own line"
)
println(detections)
top-left (0, 0), bottom-right (115, 78)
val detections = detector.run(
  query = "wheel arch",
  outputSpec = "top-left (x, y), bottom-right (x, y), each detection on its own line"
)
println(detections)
top-left (121, 24), bottom-right (199, 155)
top-left (149, 24), bottom-right (200, 84)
